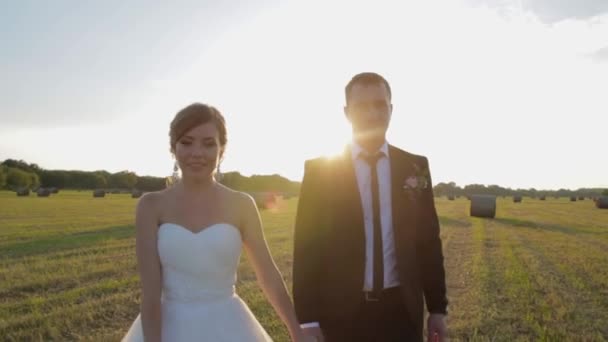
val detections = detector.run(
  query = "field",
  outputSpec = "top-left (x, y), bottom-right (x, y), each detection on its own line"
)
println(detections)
top-left (1, 191), bottom-right (607, 341)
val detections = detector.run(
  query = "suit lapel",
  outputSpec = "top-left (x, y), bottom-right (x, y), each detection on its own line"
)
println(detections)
top-left (389, 145), bottom-right (424, 328)
top-left (388, 146), bottom-right (418, 275)
top-left (333, 146), bottom-right (366, 273)
top-left (337, 146), bottom-right (365, 233)
top-left (389, 144), bottom-right (417, 239)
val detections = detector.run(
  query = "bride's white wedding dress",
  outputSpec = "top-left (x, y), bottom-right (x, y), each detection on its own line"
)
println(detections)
top-left (122, 223), bottom-right (272, 341)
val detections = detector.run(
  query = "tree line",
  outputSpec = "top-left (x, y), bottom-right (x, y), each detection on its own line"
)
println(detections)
top-left (433, 182), bottom-right (608, 198)
top-left (1, 159), bottom-right (605, 197)
top-left (0, 159), bottom-right (300, 194)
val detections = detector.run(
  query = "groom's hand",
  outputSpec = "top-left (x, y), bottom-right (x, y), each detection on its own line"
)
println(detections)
top-left (301, 326), bottom-right (324, 342)
top-left (427, 313), bottom-right (447, 342)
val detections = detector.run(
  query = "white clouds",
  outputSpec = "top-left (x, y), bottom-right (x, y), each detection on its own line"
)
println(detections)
top-left (465, 0), bottom-right (608, 23)
top-left (1, 1), bottom-right (606, 189)
top-left (590, 45), bottom-right (608, 62)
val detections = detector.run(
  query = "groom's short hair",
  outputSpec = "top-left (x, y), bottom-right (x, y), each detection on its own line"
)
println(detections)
top-left (345, 72), bottom-right (392, 103)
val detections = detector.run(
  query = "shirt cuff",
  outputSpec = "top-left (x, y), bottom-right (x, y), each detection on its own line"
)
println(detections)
top-left (300, 322), bottom-right (320, 328)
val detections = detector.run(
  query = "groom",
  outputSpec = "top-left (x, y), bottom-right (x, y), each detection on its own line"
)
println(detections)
top-left (293, 72), bottom-right (448, 341)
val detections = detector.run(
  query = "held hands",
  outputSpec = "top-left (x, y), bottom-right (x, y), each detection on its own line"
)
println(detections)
top-left (427, 313), bottom-right (448, 342)
top-left (295, 325), bottom-right (324, 342)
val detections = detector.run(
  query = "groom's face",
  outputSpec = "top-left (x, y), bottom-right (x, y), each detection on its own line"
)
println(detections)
top-left (344, 82), bottom-right (392, 140)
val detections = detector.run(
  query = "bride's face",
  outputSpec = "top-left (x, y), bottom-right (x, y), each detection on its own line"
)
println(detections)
top-left (174, 122), bottom-right (223, 180)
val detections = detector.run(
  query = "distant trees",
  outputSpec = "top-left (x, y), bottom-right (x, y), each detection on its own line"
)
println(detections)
top-left (4, 167), bottom-right (39, 190)
top-left (0, 166), bottom-right (6, 188)
top-left (0, 159), bottom-right (142, 191)
top-left (1, 158), bottom-right (603, 197)
top-left (434, 182), bottom-right (459, 196)
top-left (0, 159), bottom-right (301, 194)
top-left (1, 159), bottom-right (42, 174)
top-left (108, 171), bottom-right (137, 189)
top-left (220, 172), bottom-right (300, 194)
top-left (433, 181), bottom-right (605, 198)
top-left (135, 176), bottom-right (166, 192)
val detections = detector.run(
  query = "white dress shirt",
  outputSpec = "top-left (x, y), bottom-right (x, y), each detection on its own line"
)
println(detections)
top-left (351, 141), bottom-right (400, 291)
top-left (301, 141), bottom-right (401, 329)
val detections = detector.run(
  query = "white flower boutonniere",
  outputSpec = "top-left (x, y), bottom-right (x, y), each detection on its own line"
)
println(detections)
top-left (402, 163), bottom-right (430, 194)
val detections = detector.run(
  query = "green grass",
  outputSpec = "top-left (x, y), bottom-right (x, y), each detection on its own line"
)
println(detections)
top-left (1, 192), bottom-right (607, 341)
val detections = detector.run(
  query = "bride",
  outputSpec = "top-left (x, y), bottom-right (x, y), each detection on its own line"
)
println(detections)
top-left (122, 103), bottom-right (312, 341)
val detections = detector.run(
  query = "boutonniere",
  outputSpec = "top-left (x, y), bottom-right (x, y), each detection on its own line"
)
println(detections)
top-left (402, 163), bottom-right (430, 192)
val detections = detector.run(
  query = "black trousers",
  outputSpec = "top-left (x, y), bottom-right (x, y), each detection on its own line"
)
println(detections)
top-left (321, 287), bottom-right (420, 342)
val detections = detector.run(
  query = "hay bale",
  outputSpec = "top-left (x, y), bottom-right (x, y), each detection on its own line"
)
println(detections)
top-left (16, 188), bottom-right (30, 197)
top-left (513, 195), bottom-right (522, 203)
top-left (37, 188), bottom-right (51, 197)
top-left (539, 196), bottom-right (546, 200)
top-left (470, 195), bottom-right (496, 218)
top-left (448, 195), bottom-right (455, 201)
top-left (596, 196), bottom-right (608, 209)
top-left (131, 190), bottom-right (143, 198)
top-left (577, 196), bottom-right (584, 201)
top-left (570, 196), bottom-right (577, 202)
top-left (93, 190), bottom-right (106, 198)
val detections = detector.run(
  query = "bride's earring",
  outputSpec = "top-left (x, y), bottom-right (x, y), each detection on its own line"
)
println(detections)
top-left (215, 163), bottom-right (223, 182)
top-left (172, 162), bottom-right (180, 182)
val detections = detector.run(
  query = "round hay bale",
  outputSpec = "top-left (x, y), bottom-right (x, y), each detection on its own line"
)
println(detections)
top-left (539, 195), bottom-right (546, 200)
top-left (131, 190), bottom-right (143, 198)
top-left (570, 196), bottom-right (577, 202)
top-left (447, 195), bottom-right (455, 201)
top-left (93, 190), bottom-right (106, 198)
top-left (596, 196), bottom-right (608, 209)
top-left (16, 188), bottom-right (30, 197)
top-left (470, 195), bottom-right (496, 218)
top-left (513, 195), bottom-right (522, 203)
top-left (577, 196), bottom-right (584, 201)
top-left (37, 188), bottom-right (51, 197)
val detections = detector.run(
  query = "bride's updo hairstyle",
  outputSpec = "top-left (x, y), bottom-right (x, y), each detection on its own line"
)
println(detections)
top-left (169, 103), bottom-right (227, 154)
top-left (166, 103), bottom-right (228, 186)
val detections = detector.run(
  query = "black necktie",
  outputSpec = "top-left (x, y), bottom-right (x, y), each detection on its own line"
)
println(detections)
top-left (362, 152), bottom-right (384, 296)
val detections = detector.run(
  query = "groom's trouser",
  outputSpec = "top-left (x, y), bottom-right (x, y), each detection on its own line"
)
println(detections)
top-left (321, 286), bottom-right (420, 342)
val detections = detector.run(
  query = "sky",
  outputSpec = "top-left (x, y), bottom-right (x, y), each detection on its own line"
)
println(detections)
top-left (1, 0), bottom-right (607, 190)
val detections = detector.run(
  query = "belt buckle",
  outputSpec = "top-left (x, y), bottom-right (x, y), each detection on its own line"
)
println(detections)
top-left (364, 291), bottom-right (380, 302)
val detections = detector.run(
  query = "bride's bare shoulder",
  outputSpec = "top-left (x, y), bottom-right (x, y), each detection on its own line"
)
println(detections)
top-left (136, 188), bottom-right (172, 213)
top-left (220, 184), bottom-right (249, 203)
top-left (217, 184), bottom-right (255, 210)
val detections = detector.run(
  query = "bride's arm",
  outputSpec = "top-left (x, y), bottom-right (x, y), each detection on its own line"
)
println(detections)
top-left (135, 193), bottom-right (162, 342)
top-left (240, 193), bottom-right (305, 342)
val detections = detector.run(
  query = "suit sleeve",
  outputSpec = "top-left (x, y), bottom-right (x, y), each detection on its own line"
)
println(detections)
top-left (293, 159), bottom-right (325, 323)
top-left (416, 157), bottom-right (448, 315)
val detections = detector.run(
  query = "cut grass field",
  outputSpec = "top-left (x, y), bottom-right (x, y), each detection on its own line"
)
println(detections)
top-left (1, 191), bottom-right (607, 341)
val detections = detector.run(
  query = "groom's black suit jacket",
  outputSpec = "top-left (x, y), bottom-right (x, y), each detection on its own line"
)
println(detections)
top-left (293, 144), bottom-right (448, 338)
